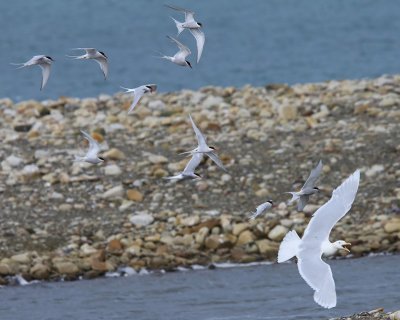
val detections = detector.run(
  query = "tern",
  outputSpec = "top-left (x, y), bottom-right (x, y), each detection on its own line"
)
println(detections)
top-left (165, 153), bottom-right (203, 182)
top-left (120, 84), bottom-right (157, 113)
top-left (182, 114), bottom-right (227, 172)
top-left (11, 55), bottom-right (54, 90)
top-left (159, 36), bottom-right (192, 68)
top-left (166, 4), bottom-right (205, 63)
top-left (74, 130), bottom-right (105, 164)
top-left (278, 169), bottom-right (360, 309)
top-left (249, 200), bottom-right (273, 220)
top-left (286, 160), bottom-right (323, 211)
top-left (67, 48), bottom-right (108, 79)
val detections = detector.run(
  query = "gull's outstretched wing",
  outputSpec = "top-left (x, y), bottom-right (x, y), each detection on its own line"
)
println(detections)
top-left (80, 130), bottom-right (101, 158)
top-left (189, 28), bottom-right (205, 63)
top-left (39, 64), bottom-right (51, 90)
top-left (167, 35), bottom-right (191, 58)
top-left (297, 169), bottom-right (360, 309)
top-left (165, 4), bottom-right (195, 21)
top-left (206, 152), bottom-right (227, 172)
top-left (183, 153), bottom-right (203, 174)
top-left (302, 160), bottom-right (323, 190)
top-left (189, 114), bottom-right (207, 148)
top-left (95, 56), bottom-right (108, 79)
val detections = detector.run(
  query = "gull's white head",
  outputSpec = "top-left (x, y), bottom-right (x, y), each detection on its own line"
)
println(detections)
top-left (333, 240), bottom-right (351, 253)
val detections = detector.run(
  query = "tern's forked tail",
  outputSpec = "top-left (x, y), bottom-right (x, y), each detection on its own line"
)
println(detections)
top-left (10, 63), bottom-right (26, 69)
top-left (73, 155), bottom-right (85, 162)
top-left (286, 192), bottom-right (300, 204)
top-left (277, 230), bottom-right (301, 263)
top-left (170, 16), bottom-right (185, 35)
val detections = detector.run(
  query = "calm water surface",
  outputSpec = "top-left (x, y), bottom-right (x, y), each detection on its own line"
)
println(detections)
top-left (1, 255), bottom-right (398, 320)
top-left (1, 0), bottom-right (400, 100)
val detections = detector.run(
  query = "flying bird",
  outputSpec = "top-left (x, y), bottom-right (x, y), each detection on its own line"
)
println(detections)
top-left (249, 200), bottom-right (273, 220)
top-left (11, 55), bottom-right (54, 90)
top-left (278, 169), bottom-right (360, 309)
top-left (74, 130), bottom-right (105, 164)
top-left (181, 114), bottom-right (227, 172)
top-left (120, 84), bottom-right (157, 113)
top-left (158, 36), bottom-right (192, 68)
top-left (166, 4), bottom-right (205, 63)
top-left (165, 153), bottom-right (203, 182)
top-left (67, 48), bottom-right (108, 79)
top-left (286, 160), bottom-right (323, 211)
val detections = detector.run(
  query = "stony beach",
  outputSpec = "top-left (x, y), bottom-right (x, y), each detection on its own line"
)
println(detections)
top-left (0, 75), bottom-right (399, 284)
top-left (331, 308), bottom-right (400, 320)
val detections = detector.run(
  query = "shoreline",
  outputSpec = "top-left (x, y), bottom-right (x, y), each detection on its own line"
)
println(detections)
top-left (0, 74), bottom-right (399, 284)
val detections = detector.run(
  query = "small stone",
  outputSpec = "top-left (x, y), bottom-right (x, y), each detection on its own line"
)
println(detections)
top-left (130, 213), bottom-right (154, 226)
top-left (0, 264), bottom-right (12, 276)
top-left (103, 148), bottom-right (125, 160)
top-left (11, 252), bottom-right (31, 264)
top-left (365, 164), bottom-right (384, 178)
top-left (30, 263), bottom-right (49, 280)
top-left (195, 227), bottom-right (209, 245)
top-left (236, 230), bottom-right (255, 246)
top-left (104, 164), bottom-right (122, 176)
top-left (278, 104), bottom-right (297, 121)
top-left (268, 225), bottom-right (288, 242)
top-left (181, 215), bottom-right (200, 227)
top-left (384, 219), bottom-right (400, 233)
top-left (101, 185), bottom-right (124, 199)
top-left (107, 239), bottom-right (123, 254)
top-left (6, 155), bottom-right (23, 167)
top-left (55, 262), bottom-right (79, 276)
top-left (232, 223), bottom-right (248, 236)
top-left (148, 154), bottom-right (168, 164)
top-left (256, 239), bottom-right (279, 255)
top-left (126, 189), bottom-right (144, 202)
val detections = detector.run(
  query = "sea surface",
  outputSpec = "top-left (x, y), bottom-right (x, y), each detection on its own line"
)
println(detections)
top-left (1, 255), bottom-right (398, 320)
top-left (1, 0), bottom-right (400, 100)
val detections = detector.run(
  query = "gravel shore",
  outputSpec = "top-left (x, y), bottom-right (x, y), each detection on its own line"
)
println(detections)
top-left (330, 308), bottom-right (400, 320)
top-left (0, 75), bottom-right (399, 283)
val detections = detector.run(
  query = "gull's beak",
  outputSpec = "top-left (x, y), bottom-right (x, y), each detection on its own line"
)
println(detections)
top-left (342, 242), bottom-right (351, 253)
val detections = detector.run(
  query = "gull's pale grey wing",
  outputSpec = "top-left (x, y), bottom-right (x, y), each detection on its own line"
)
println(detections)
top-left (189, 114), bottom-right (207, 148)
top-left (183, 153), bottom-right (203, 174)
top-left (189, 28), bottom-right (205, 63)
top-left (39, 64), bottom-right (51, 90)
top-left (302, 160), bottom-right (323, 190)
top-left (95, 56), bottom-right (108, 79)
top-left (296, 170), bottom-right (360, 308)
top-left (297, 195), bottom-right (309, 211)
top-left (165, 4), bottom-right (195, 21)
top-left (206, 152), bottom-right (227, 172)
top-left (128, 87), bottom-right (145, 113)
top-left (167, 35), bottom-right (191, 56)
top-left (297, 251), bottom-right (336, 309)
top-left (80, 130), bottom-right (101, 157)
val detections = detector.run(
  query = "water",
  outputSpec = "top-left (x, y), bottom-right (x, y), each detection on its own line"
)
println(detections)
top-left (1, 0), bottom-right (400, 100)
top-left (1, 255), bottom-right (398, 320)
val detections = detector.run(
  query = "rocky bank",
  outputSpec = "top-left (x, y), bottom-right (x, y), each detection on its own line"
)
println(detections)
top-left (0, 75), bottom-right (399, 283)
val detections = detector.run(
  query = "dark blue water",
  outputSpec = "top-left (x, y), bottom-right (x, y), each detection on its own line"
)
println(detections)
top-left (0, 255), bottom-right (398, 320)
top-left (1, 0), bottom-right (400, 100)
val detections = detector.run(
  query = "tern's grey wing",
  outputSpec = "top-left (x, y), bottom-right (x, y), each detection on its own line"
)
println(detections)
top-left (189, 28), bottom-right (205, 63)
top-left (183, 153), bottom-right (203, 174)
top-left (302, 160), bottom-right (323, 190)
top-left (206, 152), bottom-right (227, 172)
top-left (80, 48), bottom-right (97, 54)
top-left (39, 63), bottom-right (51, 90)
top-left (128, 87), bottom-right (145, 113)
top-left (80, 130), bottom-right (101, 157)
top-left (167, 35), bottom-right (191, 56)
top-left (189, 114), bottom-right (207, 148)
top-left (95, 56), bottom-right (108, 79)
top-left (165, 4), bottom-right (195, 20)
top-left (297, 195), bottom-right (309, 211)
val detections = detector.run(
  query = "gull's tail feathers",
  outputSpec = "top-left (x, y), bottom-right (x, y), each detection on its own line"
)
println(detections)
top-left (170, 16), bottom-right (185, 35)
top-left (277, 230), bottom-right (301, 263)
